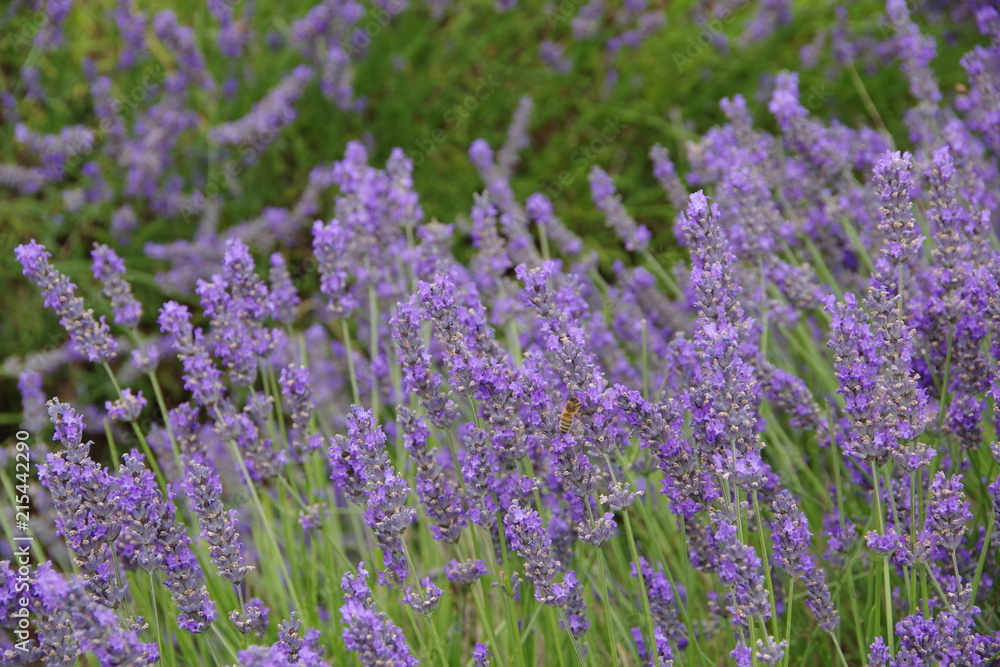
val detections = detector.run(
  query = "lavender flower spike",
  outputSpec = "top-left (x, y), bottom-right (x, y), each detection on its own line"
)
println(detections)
top-left (872, 150), bottom-right (924, 267)
top-left (15, 239), bottom-right (117, 363)
top-left (504, 500), bottom-right (578, 609)
top-left (770, 490), bottom-right (839, 632)
top-left (91, 243), bottom-right (142, 329)
top-left (279, 364), bottom-right (322, 454)
top-left (37, 399), bottom-right (126, 608)
top-left (118, 452), bottom-right (217, 633)
top-left (588, 166), bottom-right (651, 252)
top-left (105, 387), bottom-right (147, 422)
top-left (182, 461), bottom-right (254, 586)
top-left (340, 563), bottom-right (419, 666)
top-left (925, 473), bottom-right (972, 552)
top-left (328, 407), bottom-right (415, 587)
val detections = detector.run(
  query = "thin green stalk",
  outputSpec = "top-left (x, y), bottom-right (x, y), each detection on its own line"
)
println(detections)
top-left (150, 571), bottom-right (163, 656)
top-left (262, 360), bottom-right (289, 453)
top-left (147, 370), bottom-right (182, 464)
top-left (539, 220), bottom-right (550, 260)
top-left (828, 631), bottom-right (851, 667)
top-left (872, 466), bottom-right (894, 654)
top-left (212, 407), bottom-right (303, 613)
top-left (972, 514), bottom-right (996, 602)
top-left (586, 504), bottom-right (620, 667)
top-left (782, 578), bottom-right (794, 667)
top-left (560, 607), bottom-right (588, 666)
top-left (463, 530), bottom-right (511, 667)
top-left (485, 518), bottom-right (528, 667)
top-left (366, 270), bottom-right (380, 417)
top-left (752, 492), bottom-right (781, 644)
top-left (400, 541), bottom-right (449, 666)
top-left (103, 362), bottom-right (169, 488)
top-left (641, 318), bottom-right (649, 400)
top-left (103, 417), bottom-right (120, 469)
top-left (845, 60), bottom-right (889, 136)
top-left (641, 250), bottom-right (682, 298)
top-left (341, 320), bottom-right (361, 405)
top-left (622, 510), bottom-right (660, 667)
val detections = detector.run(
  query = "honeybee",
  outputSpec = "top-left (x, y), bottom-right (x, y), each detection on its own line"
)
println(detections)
top-left (558, 396), bottom-right (581, 434)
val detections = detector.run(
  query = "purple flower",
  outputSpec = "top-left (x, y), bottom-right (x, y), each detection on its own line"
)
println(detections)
top-left (181, 461), bottom-right (253, 586)
top-left (231, 597), bottom-right (270, 636)
top-left (152, 10), bottom-right (214, 93)
top-left (525, 192), bottom-right (583, 255)
top-left (649, 143), bottom-right (688, 212)
top-left (279, 364), bottom-right (322, 454)
top-left (402, 577), bottom-right (444, 615)
top-left (105, 388), bottom-right (147, 422)
top-left (118, 452), bottom-right (216, 633)
top-left (158, 301), bottom-right (226, 407)
top-left (473, 642), bottom-right (491, 667)
top-left (588, 166), bottom-right (651, 252)
top-left (210, 65), bottom-right (314, 161)
top-left (269, 253), bottom-right (301, 324)
top-left (22, 562), bottom-right (159, 666)
top-left (390, 296), bottom-right (459, 428)
top-left (340, 563), bottom-right (418, 666)
top-left (495, 96), bottom-right (533, 178)
top-left (328, 407), bottom-right (414, 587)
top-left (631, 557), bottom-right (687, 651)
top-left (18, 367), bottom-right (47, 431)
top-left (770, 490), bottom-right (839, 631)
top-left (925, 473), bottom-right (972, 552)
top-left (195, 238), bottom-right (276, 385)
top-left (824, 293), bottom-right (892, 465)
top-left (872, 150), bottom-right (924, 267)
top-left (37, 400), bottom-right (126, 609)
top-left (215, 394), bottom-right (285, 483)
top-left (504, 500), bottom-right (577, 608)
top-left (400, 407), bottom-right (466, 543)
top-left (15, 240), bottom-right (117, 363)
top-left (235, 610), bottom-right (332, 665)
top-left (516, 261), bottom-right (600, 394)
top-left (444, 559), bottom-right (488, 585)
top-left (313, 219), bottom-right (357, 317)
top-left (91, 243), bottom-right (142, 329)
top-left (539, 40), bottom-right (572, 74)
top-left (708, 513), bottom-right (771, 627)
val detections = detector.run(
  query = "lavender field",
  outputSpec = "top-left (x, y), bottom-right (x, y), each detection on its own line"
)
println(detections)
top-left (2, 0), bottom-right (1000, 665)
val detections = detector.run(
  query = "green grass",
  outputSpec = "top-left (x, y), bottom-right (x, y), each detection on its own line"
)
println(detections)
top-left (0, 0), bottom-right (985, 376)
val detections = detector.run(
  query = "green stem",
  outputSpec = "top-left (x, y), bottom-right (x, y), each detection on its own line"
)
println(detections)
top-left (782, 578), bottom-right (794, 667)
top-left (972, 514), bottom-right (996, 602)
top-left (753, 492), bottom-right (781, 644)
top-left (366, 268), bottom-right (380, 417)
top-left (212, 407), bottom-right (303, 613)
top-left (829, 631), bottom-right (851, 667)
top-left (147, 371), bottom-right (183, 464)
top-left (341, 320), bottom-right (361, 405)
top-left (872, 466), bottom-right (894, 654)
top-left (622, 510), bottom-right (660, 667)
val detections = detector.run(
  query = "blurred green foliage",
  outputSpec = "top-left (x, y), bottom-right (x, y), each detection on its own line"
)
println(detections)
top-left (0, 0), bottom-right (987, 413)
